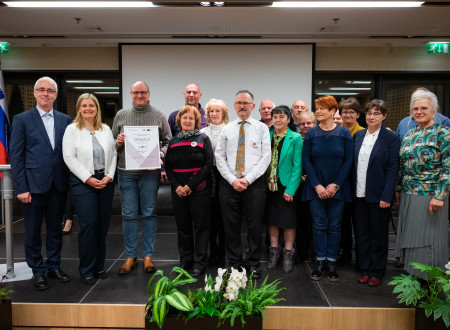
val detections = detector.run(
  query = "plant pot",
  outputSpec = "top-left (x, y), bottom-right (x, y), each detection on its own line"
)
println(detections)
top-left (415, 307), bottom-right (448, 330)
top-left (0, 299), bottom-right (12, 330)
top-left (145, 314), bottom-right (262, 330)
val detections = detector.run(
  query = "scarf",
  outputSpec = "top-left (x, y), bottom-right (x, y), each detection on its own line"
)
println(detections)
top-left (266, 129), bottom-right (288, 192)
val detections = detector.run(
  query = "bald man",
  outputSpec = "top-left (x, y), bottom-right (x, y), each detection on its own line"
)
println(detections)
top-left (291, 100), bottom-right (309, 133)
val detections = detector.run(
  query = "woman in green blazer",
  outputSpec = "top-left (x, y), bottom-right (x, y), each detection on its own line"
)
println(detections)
top-left (265, 105), bottom-right (303, 273)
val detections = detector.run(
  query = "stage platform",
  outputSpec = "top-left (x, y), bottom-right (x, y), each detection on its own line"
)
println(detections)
top-left (1, 186), bottom-right (415, 329)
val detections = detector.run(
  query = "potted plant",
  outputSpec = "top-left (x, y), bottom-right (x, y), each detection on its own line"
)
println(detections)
top-left (146, 267), bottom-right (284, 329)
top-left (145, 266), bottom-right (197, 328)
top-left (388, 261), bottom-right (450, 329)
top-left (0, 282), bottom-right (14, 330)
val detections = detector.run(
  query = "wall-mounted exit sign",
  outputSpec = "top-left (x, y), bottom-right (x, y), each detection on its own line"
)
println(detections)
top-left (0, 42), bottom-right (9, 55)
top-left (427, 42), bottom-right (449, 54)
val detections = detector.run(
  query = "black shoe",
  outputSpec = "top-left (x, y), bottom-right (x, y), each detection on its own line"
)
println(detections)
top-left (190, 268), bottom-right (205, 278)
top-left (327, 261), bottom-right (339, 282)
top-left (282, 248), bottom-right (295, 274)
top-left (311, 260), bottom-right (327, 281)
top-left (33, 276), bottom-right (48, 290)
top-left (248, 266), bottom-right (261, 279)
top-left (48, 269), bottom-right (71, 283)
top-left (267, 247), bottom-right (280, 270)
top-left (82, 276), bottom-right (97, 285)
top-left (94, 270), bottom-right (107, 279)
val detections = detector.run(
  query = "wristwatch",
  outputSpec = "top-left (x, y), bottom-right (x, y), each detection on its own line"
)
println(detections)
top-left (334, 184), bottom-right (340, 191)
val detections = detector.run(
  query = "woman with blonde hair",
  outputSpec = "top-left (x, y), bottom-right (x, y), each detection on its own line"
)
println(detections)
top-left (201, 99), bottom-right (228, 267)
top-left (63, 93), bottom-right (117, 285)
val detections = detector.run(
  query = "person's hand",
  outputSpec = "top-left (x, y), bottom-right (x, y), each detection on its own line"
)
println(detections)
top-left (283, 193), bottom-right (293, 202)
top-left (240, 178), bottom-right (249, 189)
top-left (17, 192), bottom-right (32, 203)
top-left (116, 133), bottom-right (126, 147)
top-left (379, 201), bottom-right (390, 208)
top-left (86, 177), bottom-right (102, 188)
top-left (176, 185), bottom-right (187, 197)
top-left (429, 198), bottom-right (444, 215)
top-left (325, 184), bottom-right (337, 198)
top-left (160, 171), bottom-right (168, 184)
top-left (232, 179), bottom-right (247, 192)
top-left (394, 192), bottom-right (400, 206)
top-left (315, 185), bottom-right (328, 199)
top-left (182, 185), bottom-right (192, 196)
top-left (96, 176), bottom-right (112, 189)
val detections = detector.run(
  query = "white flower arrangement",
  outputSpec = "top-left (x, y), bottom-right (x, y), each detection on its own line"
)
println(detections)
top-left (445, 261), bottom-right (450, 275)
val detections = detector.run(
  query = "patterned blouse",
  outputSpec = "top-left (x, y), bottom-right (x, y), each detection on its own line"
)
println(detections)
top-left (397, 122), bottom-right (450, 201)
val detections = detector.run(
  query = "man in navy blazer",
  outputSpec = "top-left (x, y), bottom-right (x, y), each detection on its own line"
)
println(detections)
top-left (10, 77), bottom-right (72, 290)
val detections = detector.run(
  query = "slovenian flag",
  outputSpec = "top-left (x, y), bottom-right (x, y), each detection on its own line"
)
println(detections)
top-left (0, 69), bottom-right (10, 173)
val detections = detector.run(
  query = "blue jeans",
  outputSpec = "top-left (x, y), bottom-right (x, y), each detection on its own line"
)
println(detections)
top-left (118, 170), bottom-right (160, 258)
top-left (309, 198), bottom-right (345, 262)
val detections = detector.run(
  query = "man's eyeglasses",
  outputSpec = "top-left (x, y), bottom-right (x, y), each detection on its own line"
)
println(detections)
top-left (366, 112), bottom-right (383, 117)
top-left (35, 88), bottom-right (57, 94)
top-left (131, 91), bottom-right (149, 96)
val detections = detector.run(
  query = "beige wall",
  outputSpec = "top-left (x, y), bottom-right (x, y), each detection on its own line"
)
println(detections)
top-left (1, 45), bottom-right (449, 72)
top-left (0, 47), bottom-right (118, 70)
top-left (316, 46), bottom-right (450, 71)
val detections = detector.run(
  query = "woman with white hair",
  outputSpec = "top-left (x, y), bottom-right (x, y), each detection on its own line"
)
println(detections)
top-left (396, 91), bottom-right (450, 279)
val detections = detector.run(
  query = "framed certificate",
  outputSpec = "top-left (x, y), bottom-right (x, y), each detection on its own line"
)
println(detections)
top-left (124, 126), bottom-right (161, 170)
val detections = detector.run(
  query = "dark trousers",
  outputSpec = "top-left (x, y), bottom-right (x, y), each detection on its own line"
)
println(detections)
top-left (296, 184), bottom-right (313, 260)
top-left (172, 188), bottom-right (211, 271)
top-left (22, 185), bottom-right (67, 276)
top-left (219, 177), bottom-right (266, 268)
top-left (70, 173), bottom-right (114, 279)
top-left (64, 190), bottom-right (74, 220)
top-left (354, 198), bottom-right (390, 279)
top-left (209, 167), bottom-right (225, 265)
top-left (340, 202), bottom-right (358, 260)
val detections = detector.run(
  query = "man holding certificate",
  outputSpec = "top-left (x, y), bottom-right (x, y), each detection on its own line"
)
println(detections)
top-left (112, 81), bottom-right (172, 275)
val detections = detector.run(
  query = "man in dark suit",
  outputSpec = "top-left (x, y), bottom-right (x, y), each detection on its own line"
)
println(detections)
top-left (10, 76), bottom-right (72, 290)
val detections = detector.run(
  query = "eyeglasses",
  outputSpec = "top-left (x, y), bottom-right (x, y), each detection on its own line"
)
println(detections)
top-left (366, 112), bottom-right (383, 117)
top-left (299, 121), bottom-right (314, 126)
top-left (412, 107), bottom-right (430, 113)
top-left (35, 88), bottom-right (57, 94)
top-left (341, 110), bottom-right (357, 116)
top-left (131, 91), bottom-right (149, 96)
top-left (235, 101), bottom-right (253, 107)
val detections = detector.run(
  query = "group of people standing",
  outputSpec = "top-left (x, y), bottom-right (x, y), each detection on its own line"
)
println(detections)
top-left (9, 76), bottom-right (449, 291)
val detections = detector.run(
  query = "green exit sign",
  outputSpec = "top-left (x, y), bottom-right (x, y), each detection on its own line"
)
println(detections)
top-left (0, 42), bottom-right (9, 55)
top-left (427, 42), bottom-right (449, 54)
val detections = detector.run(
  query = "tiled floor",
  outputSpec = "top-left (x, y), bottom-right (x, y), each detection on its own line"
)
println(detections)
top-left (0, 185), bottom-right (407, 308)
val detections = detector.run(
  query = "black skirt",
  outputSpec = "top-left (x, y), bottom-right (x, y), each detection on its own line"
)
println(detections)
top-left (266, 180), bottom-right (297, 229)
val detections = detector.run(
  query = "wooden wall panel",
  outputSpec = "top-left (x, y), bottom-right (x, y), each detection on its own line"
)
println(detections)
top-left (78, 304), bottom-right (145, 329)
top-left (332, 308), bottom-right (414, 330)
top-left (12, 303), bottom-right (79, 327)
top-left (263, 307), bottom-right (333, 330)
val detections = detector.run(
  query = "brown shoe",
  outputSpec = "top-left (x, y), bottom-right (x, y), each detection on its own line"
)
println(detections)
top-left (144, 256), bottom-right (156, 273)
top-left (118, 258), bottom-right (138, 275)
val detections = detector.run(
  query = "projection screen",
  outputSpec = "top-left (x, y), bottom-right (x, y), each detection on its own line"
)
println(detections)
top-left (120, 44), bottom-right (314, 121)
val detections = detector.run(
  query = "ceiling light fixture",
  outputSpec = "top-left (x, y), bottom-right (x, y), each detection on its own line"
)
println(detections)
top-left (317, 92), bottom-right (359, 95)
top-left (4, 1), bottom-right (156, 8)
top-left (199, 2), bottom-right (225, 6)
top-left (345, 81), bottom-right (372, 84)
top-left (272, 1), bottom-right (423, 8)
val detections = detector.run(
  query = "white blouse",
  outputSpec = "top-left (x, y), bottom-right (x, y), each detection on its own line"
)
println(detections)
top-left (201, 122), bottom-right (226, 165)
top-left (356, 128), bottom-right (380, 198)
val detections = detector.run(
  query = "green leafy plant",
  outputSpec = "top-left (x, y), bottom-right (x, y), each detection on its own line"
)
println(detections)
top-left (186, 273), bottom-right (224, 320)
top-left (388, 261), bottom-right (450, 328)
top-left (0, 286), bottom-right (14, 301)
top-left (146, 267), bottom-right (197, 329)
top-left (218, 273), bottom-right (284, 327)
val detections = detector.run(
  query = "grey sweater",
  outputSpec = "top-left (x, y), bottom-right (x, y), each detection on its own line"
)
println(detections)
top-left (112, 103), bottom-right (172, 171)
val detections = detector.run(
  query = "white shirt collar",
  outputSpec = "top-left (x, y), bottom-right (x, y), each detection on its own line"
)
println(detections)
top-left (365, 127), bottom-right (380, 137)
top-left (36, 106), bottom-right (54, 117)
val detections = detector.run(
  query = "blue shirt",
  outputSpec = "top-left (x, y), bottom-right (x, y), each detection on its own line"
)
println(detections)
top-left (37, 107), bottom-right (55, 150)
top-left (396, 113), bottom-right (450, 141)
top-left (167, 104), bottom-right (207, 137)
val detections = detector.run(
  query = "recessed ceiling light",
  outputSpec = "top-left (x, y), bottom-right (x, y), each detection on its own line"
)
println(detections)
top-left (317, 92), bottom-right (359, 95)
top-left (345, 81), bottom-right (372, 84)
top-left (272, 1), bottom-right (423, 8)
top-left (199, 2), bottom-right (211, 6)
top-left (329, 87), bottom-right (371, 91)
top-left (4, 1), bottom-right (156, 8)
top-left (73, 87), bottom-right (119, 89)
